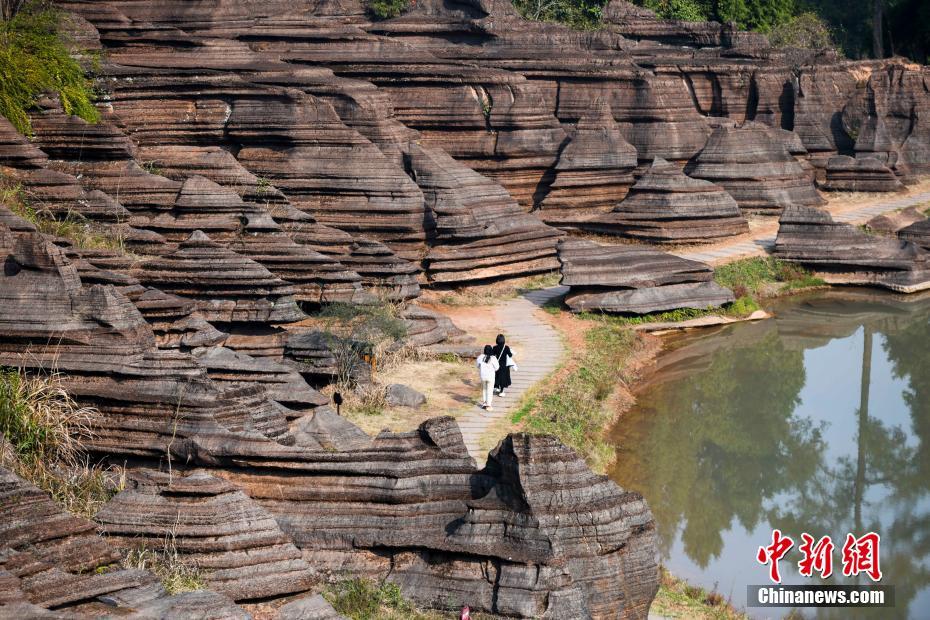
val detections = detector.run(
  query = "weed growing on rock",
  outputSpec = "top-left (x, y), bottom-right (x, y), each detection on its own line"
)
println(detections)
top-left (3, 179), bottom-right (128, 252)
top-left (0, 367), bottom-right (117, 518)
top-left (325, 578), bottom-right (447, 620)
top-left (0, 1), bottom-right (99, 134)
top-left (121, 537), bottom-right (205, 595)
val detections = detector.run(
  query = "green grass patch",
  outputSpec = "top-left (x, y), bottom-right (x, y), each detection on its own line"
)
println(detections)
top-left (510, 397), bottom-right (536, 424)
top-left (518, 323), bottom-right (638, 472)
top-left (652, 568), bottom-right (747, 619)
top-left (0, 1), bottom-right (99, 134)
top-left (578, 296), bottom-right (761, 327)
top-left (713, 256), bottom-right (825, 300)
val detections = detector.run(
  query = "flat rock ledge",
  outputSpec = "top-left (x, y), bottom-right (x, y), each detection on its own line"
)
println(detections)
top-left (558, 238), bottom-right (735, 314)
top-left (773, 205), bottom-right (930, 293)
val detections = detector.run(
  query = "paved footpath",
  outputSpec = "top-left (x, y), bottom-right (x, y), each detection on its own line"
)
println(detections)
top-left (457, 286), bottom-right (568, 460)
top-left (674, 189), bottom-right (930, 265)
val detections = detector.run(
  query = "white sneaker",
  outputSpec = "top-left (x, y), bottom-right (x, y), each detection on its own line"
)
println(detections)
top-left (485, 405), bottom-right (493, 411)
top-left (499, 391), bottom-right (506, 398)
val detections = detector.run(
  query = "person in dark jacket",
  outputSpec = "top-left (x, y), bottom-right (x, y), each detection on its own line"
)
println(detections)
top-left (491, 334), bottom-right (516, 397)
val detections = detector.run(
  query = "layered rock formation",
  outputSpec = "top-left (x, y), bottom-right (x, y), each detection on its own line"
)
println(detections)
top-left (536, 101), bottom-right (638, 224)
top-left (821, 155), bottom-right (904, 192)
top-left (96, 471), bottom-right (317, 601)
top-left (773, 205), bottom-right (930, 292)
top-left (0, 219), bottom-right (659, 618)
top-left (588, 157), bottom-right (748, 243)
top-left (685, 122), bottom-right (825, 214)
top-left (558, 238), bottom-right (735, 313)
top-left (0, 466), bottom-right (256, 617)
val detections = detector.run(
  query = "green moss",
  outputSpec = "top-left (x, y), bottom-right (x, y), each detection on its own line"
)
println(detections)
top-left (0, 1), bottom-right (99, 135)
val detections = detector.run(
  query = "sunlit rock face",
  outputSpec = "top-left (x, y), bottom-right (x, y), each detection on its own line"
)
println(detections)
top-left (558, 238), bottom-right (735, 314)
top-left (588, 157), bottom-right (749, 243)
top-left (774, 205), bottom-right (930, 293)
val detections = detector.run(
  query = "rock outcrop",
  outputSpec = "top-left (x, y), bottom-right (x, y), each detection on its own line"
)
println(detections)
top-left (686, 122), bottom-right (825, 214)
top-left (537, 101), bottom-right (638, 223)
top-left (821, 155), bottom-right (904, 193)
top-left (773, 205), bottom-right (930, 292)
top-left (588, 157), bottom-right (748, 243)
top-left (96, 471), bottom-right (318, 602)
top-left (0, 467), bottom-right (253, 618)
top-left (558, 238), bottom-right (735, 313)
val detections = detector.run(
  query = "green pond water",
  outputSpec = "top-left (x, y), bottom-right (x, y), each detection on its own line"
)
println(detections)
top-left (607, 289), bottom-right (930, 619)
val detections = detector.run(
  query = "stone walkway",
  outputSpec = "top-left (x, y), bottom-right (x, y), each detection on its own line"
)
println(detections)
top-left (457, 286), bottom-right (568, 460)
top-left (674, 189), bottom-right (930, 265)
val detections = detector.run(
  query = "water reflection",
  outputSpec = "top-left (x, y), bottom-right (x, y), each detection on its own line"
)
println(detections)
top-left (608, 289), bottom-right (930, 619)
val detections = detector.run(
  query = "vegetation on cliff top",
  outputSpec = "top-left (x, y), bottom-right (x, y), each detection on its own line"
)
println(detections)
top-left (0, 0), bottom-right (99, 134)
top-left (513, 0), bottom-right (929, 62)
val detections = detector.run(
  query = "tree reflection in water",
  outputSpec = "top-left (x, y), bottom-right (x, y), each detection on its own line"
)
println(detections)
top-left (609, 291), bottom-right (930, 619)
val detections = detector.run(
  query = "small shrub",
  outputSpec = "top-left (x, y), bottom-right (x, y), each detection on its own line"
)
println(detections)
top-left (512, 0), bottom-right (606, 29)
top-left (768, 12), bottom-right (836, 51)
top-left (0, 1), bottom-right (99, 134)
top-left (365, 0), bottom-right (409, 20)
top-left (641, 0), bottom-right (708, 21)
top-left (314, 302), bottom-right (408, 388)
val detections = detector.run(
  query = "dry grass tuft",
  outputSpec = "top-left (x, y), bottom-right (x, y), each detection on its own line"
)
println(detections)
top-left (120, 530), bottom-right (205, 595)
top-left (0, 367), bottom-right (119, 518)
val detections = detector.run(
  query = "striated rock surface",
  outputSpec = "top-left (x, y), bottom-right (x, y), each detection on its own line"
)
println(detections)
top-left (686, 122), bottom-right (825, 214)
top-left (821, 155), bottom-right (904, 192)
top-left (773, 205), bottom-right (930, 292)
top-left (96, 471), bottom-right (317, 602)
top-left (866, 207), bottom-right (926, 234)
top-left (537, 101), bottom-right (638, 223)
top-left (132, 230), bottom-right (305, 325)
top-left (558, 238), bottom-right (734, 313)
top-left (409, 145), bottom-right (562, 283)
top-left (588, 157), bottom-right (748, 243)
top-left (0, 466), bottom-right (259, 618)
top-left (899, 220), bottom-right (930, 251)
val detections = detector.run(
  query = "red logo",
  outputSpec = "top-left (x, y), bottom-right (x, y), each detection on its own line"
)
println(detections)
top-left (757, 529), bottom-right (794, 583)
top-left (758, 530), bottom-right (882, 583)
top-left (841, 532), bottom-right (882, 582)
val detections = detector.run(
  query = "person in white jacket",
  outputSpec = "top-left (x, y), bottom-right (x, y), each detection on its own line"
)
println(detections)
top-left (476, 344), bottom-right (500, 411)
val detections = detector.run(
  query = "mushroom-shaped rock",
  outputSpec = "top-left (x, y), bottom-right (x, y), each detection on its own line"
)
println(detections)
top-left (589, 157), bottom-right (748, 243)
top-left (558, 238), bottom-right (735, 313)
top-left (686, 122), bottom-right (825, 214)
top-left (773, 205), bottom-right (930, 293)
